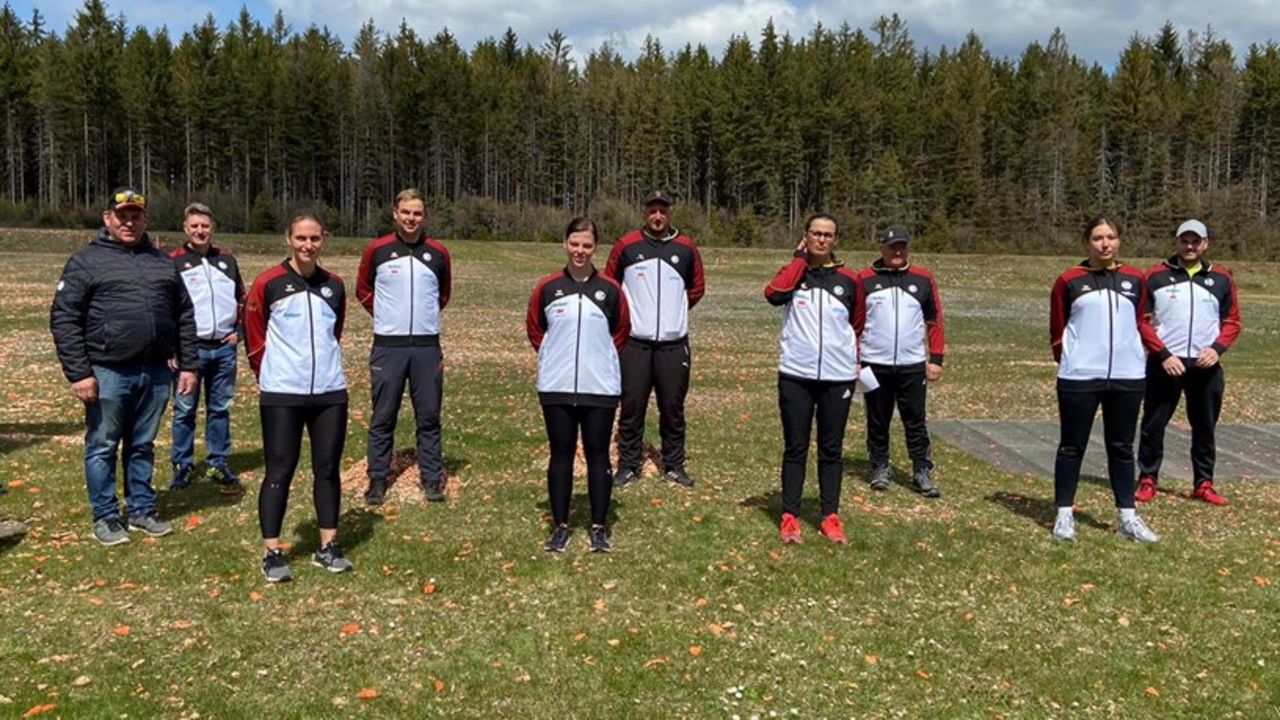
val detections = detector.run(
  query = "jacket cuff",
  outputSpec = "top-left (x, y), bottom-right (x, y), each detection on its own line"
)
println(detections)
top-left (929, 354), bottom-right (944, 366)
top-left (1210, 342), bottom-right (1227, 355)
top-left (1154, 347), bottom-right (1173, 362)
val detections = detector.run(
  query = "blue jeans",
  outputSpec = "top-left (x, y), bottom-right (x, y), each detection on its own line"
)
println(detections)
top-left (170, 343), bottom-right (238, 470)
top-left (84, 363), bottom-right (173, 522)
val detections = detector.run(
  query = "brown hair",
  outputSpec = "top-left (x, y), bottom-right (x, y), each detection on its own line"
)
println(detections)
top-left (564, 216), bottom-right (599, 244)
top-left (1082, 215), bottom-right (1121, 241)
top-left (804, 212), bottom-right (839, 235)
top-left (394, 188), bottom-right (426, 209)
top-left (286, 212), bottom-right (324, 235)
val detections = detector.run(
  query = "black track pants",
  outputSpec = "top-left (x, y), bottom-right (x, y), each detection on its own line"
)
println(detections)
top-left (778, 376), bottom-right (853, 517)
top-left (863, 367), bottom-right (932, 470)
top-left (617, 339), bottom-right (690, 471)
top-left (1054, 387), bottom-right (1142, 508)
top-left (368, 345), bottom-right (444, 486)
top-left (259, 402), bottom-right (348, 539)
top-left (1137, 358), bottom-right (1224, 486)
top-left (543, 403), bottom-right (615, 526)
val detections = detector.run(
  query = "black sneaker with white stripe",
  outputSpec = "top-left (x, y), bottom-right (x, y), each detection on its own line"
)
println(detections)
top-left (312, 541), bottom-right (354, 573)
top-left (262, 549), bottom-right (292, 583)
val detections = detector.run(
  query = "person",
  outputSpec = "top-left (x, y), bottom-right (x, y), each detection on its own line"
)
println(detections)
top-left (1136, 219), bottom-right (1242, 506)
top-left (1049, 215), bottom-right (1163, 543)
top-left (50, 188), bottom-right (197, 546)
top-left (168, 202), bottom-right (246, 493)
top-left (356, 189), bottom-right (452, 504)
top-left (764, 214), bottom-right (862, 544)
top-left (605, 190), bottom-right (705, 489)
top-left (245, 213), bottom-right (352, 582)
top-left (854, 226), bottom-right (945, 497)
top-left (527, 218), bottom-right (630, 553)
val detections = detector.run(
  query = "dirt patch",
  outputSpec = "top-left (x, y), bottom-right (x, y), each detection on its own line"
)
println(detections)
top-left (340, 449), bottom-right (462, 504)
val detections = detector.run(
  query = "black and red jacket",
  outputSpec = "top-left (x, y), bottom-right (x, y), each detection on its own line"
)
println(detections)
top-left (765, 253), bottom-right (863, 382)
top-left (170, 243), bottom-right (245, 347)
top-left (526, 268), bottom-right (630, 407)
top-left (854, 261), bottom-right (944, 371)
top-left (356, 233), bottom-right (451, 346)
top-left (1144, 258), bottom-right (1241, 361)
top-left (604, 228), bottom-right (704, 343)
top-left (245, 261), bottom-right (347, 406)
top-left (1050, 262), bottom-right (1162, 391)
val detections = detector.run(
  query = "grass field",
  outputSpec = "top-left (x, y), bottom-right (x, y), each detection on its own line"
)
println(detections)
top-left (1, 235), bottom-right (1279, 718)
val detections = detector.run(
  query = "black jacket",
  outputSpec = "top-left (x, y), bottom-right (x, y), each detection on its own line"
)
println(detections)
top-left (50, 229), bottom-right (198, 382)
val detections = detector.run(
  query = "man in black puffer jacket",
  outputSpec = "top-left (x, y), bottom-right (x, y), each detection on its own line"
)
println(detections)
top-left (50, 188), bottom-right (198, 547)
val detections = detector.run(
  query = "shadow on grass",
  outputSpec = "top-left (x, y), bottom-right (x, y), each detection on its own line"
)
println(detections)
top-left (158, 477), bottom-right (246, 521)
top-left (224, 447), bottom-right (266, 477)
top-left (0, 419), bottom-right (83, 456)
top-left (287, 507), bottom-right (385, 560)
top-left (535, 492), bottom-right (626, 529)
top-left (739, 489), bottom-right (833, 529)
top-left (986, 490), bottom-right (1110, 531)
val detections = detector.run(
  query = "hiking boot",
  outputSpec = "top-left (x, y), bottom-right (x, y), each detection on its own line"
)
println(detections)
top-left (911, 467), bottom-right (940, 498)
top-left (779, 512), bottom-right (802, 544)
top-left (1192, 481), bottom-right (1227, 506)
top-left (421, 481), bottom-right (446, 503)
top-left (1135, 475), bottom-right (1157, 503)
top-left (93, 518), bottom-right (130, 547)
top-left (169, 463), bottom-right (194, 491)
top-left (261, 549), bottom-right (292, 583)
top-left (819, 514), bottom-right (848, 544)
top-left (1117, 514), bottom-right (1160, 543)
top-left (363, 477), bottom-right (388, 506)
top-left (313, 541), bottom-right (354, 573)
top-left (544, 524), bottom-right (571, 553)
top-left (1052, 513), bottom-right (1077, 542)
top-left (588, 524), bottom-right (612, 553)
top-left (869, 464), bottom-right (891, 492)
top-left (664, 468), bottom-right (694, 488)
top-left (613, 466), bottom-right (640, 488)
top-left (127, 513), bottom-right (173, 537)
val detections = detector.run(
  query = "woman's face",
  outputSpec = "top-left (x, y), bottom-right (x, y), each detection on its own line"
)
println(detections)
top-left (564, 229), bottom-right (597, 269)
top-left (1085, 222), bottom-right (1120, 264)
top-left (287, 219), bottom-right (324, 263)
top-left (804, 218), bottom-right (837, 260)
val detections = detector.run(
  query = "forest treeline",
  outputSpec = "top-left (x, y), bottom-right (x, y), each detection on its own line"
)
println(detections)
top-left (4, 1), bottom-right (1280, 257)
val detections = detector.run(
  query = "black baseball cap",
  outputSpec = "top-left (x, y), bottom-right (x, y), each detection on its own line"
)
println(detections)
top-left (879, 225), bottom-right (910, 244)
top-left (107, 187), bottom-right (147, 212)
top-left (642, 190), bottom-right (673, 207)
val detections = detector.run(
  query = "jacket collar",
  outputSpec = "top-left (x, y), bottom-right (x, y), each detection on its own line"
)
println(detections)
top-left (871, 258), bottom-right (909, 274)
top-left (1163, 255), bottom-right (1211, 273)
top-left (641, 227), bottom-right (679, 244)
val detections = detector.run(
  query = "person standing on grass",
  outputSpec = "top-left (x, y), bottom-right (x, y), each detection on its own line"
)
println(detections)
top-left (356, 188), bottom-right (452, 505)
top-left (168, 202), bottom-right (246, 494)
top-left (1136, 220), bottom-right (1242, 506)
top-left (854, 226), bottom-right (946, 498)
top-left (50, 188), bottom-right (197, 546)
top-left (605, 190), bottom-right (705, 489)
top-left (1049, 215), bottom-right (1164, 543)
top-left (765, 214), bottom-right (863, 544)
top-left (245, 213), bottom-right (352, 582)
top-left (527, 218), bottom-right (630, 553)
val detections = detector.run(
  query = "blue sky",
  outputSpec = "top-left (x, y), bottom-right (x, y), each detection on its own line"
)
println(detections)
top-left (11, 0), bottom-right (1280, 66)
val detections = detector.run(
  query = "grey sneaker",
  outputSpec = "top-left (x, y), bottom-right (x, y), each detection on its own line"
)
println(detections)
top-left (93, 518), bottom-right (131, 546)
top-left (612, 467), bottom-right (640, 488)
top-left (1052, 514), bottom-right (1077, 542)
top-left (544, 524), bottom-right (570, 553)
top-left (421, 481), bottom-right (446, 503)
top-left (0, 518), bottom-right (27, 540)
top-left (869, 464), bottom-right (892, 492)
top-left (313, 541), bottom-right (354, 573)
top-left (588, 524), bottom-right (612, 553)
top-left (261, 549), bottom-right (292, 583)
top-left (1117, 514), bottom-right (1160, 543)
top-left (127, 513), bottom-right (173, 537)
top-left (911, 467), bottom-right (940, 498)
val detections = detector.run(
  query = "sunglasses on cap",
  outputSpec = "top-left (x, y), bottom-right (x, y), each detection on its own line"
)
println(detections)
top-left (110, 190), bottom-right (147, 209)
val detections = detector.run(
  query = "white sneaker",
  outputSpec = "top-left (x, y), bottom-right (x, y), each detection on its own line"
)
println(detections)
top-left (1052, 514), bottom-right (1076, 542)
top-left (1117, 515), bottom-right (1159, 543)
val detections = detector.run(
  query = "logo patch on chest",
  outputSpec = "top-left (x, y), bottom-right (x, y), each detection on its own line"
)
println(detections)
top-left (320, 287), bottom-right (334, 299)
top-left (834, 286), bottom-right (845, 296)
top-left (594, 290), bottom-right (606, 301)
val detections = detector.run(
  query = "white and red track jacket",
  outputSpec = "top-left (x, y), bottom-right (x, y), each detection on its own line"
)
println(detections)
top-left (765, 254), bottom-right (863, 382)
top-left (170, 244), bottom-right (245, 345)
top-left (604, 228), bottom-right (704, 343)
top-left (854, 261), bottom-right (945, 371)
top-left (245, 261), bottom-right (348, 405)
top-left (526, 268), bottom-right (630, 407)
top-left (1144, 258), bottom-right (1241, 361)
top-left (1050, 262), bottom-right (1162, 391)
top-left (356, 233), bottom-right (451, 346)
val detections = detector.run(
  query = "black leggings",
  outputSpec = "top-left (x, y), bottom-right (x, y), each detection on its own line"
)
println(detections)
top-left (543, 403), bottom-right (615, 526)
top-left (258, 402), bottom-right (348, 539)
top-left (1054, 387), bottom-right (1142, 509)
top-left (779, 375), bottom-right (853, 517)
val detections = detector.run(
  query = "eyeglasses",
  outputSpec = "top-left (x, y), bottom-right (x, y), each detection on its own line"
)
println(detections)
top-left (807, 230), bottom-right (836, 240)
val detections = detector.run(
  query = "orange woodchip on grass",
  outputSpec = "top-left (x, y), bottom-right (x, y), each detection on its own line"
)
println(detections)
top-left (1145, 686), bottom-right (1160, 698)
top-left (112, 625), bottom-right (130, 637)
top-left (688, 645), bottom-right (703, 657)
top-left (23, 704), bottom-right (56, 718)
top-left (356, 688), bottom-right (379, 700)
top-left (341, 624), bottom-right (361, 635)
top-left (422, 583), bottom-right (437, 595)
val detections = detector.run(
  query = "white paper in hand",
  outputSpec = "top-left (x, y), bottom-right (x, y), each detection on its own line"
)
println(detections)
top-left (856, 366), bottom-right (879, 394)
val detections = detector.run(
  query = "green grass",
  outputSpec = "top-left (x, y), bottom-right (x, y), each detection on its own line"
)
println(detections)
top-left (1, 240), bottom-right (1279, 718)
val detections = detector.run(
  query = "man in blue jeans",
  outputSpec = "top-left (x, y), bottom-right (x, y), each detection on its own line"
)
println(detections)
top-left (50, 188), bottom-right (198, 546)
top-left (168, 203), bottom-right (245, 493)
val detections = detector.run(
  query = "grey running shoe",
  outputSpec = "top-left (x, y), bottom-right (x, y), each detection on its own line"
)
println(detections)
top-left (612, 467), bottom-right (640, 488)
top-left (911, 467), bottom-right (941, 498)
top-left (93, 518), bottom-right (130, 546)
top-left (127, 513), bottom-right (173, 537)
top-left (262, 549), bottom-right (292, 583)
top-left (664, 468), bottom-right (694, 488)
top-left (313, 541), bottom-right (354, 573)
top-left (1118, 515), bottom-right (1160, 543)
top-left (544, 524), bottom-right (570, 553)
top-left (588, 524), bottom-right (612, 553)
top-left (1052, 514), bottom-right (1077, 542)
top-left (0, 518), bottom-right (27, 540)
top-left (169, 463), bottom-right (194, 491)
top-left (363, 478), bottom-right (388, 506)
top-left (421, 481), bottom-right (446, 503)
top-left (869, 464), bottom-right (892, 492)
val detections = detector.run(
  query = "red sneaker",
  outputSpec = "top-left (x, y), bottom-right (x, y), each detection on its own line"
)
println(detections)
top-left (779, 513), bottom-right (802, 544)
top-left (1135, 476), bottom-right (1158, 503)
top-left (820, 514), bottom-right (848, 544)
top-left (1193, 481), bottom-right (1228, 506)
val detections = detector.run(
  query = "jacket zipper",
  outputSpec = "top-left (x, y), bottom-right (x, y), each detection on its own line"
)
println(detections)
top-left (891, 280), bottom-right (900, 365)
top-left (408, 243), bottom-right (416, 336)
top-left (653, 241), bottom-right (662, 342)
top-left (137, 250), bottom-right (157, 348)
top-left (306, 282), bottom-right (317, 395)
top-left (573, 291), bottom-right (584, 405)
top-left (201, 256), bottom-right (218, 339)
top-left (1105, 270), bottom-right (1115, 381)
top-left (1184, 270), bottom-right (1194, 358)
top-left (816, 279), bottom-right (825, 381)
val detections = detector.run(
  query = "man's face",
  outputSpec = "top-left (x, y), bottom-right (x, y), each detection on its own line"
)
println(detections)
top-left (643, 202), bottom-right (671, 234)
top-left (1176, 232), bottom-right (1209, 264)
top-left (394, 199), bottom-right (427, 239)
top-left (104, 207), bottom-right (148, 246)
top-left (184, 213), bottom-right (214, 250)
top-left (880, 240), bottom-right (909, 269)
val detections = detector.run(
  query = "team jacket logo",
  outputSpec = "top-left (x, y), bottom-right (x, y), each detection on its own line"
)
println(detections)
top-left (554, 289), bottom-right (564, 297)
top-left (874, 283), bottom-right (883, 290)
top-left (1205, 278), bottom-right (1215, 286)
top-left (834, 286), bottom-right (845, 296)
top-left (321, 287), bottom-right (334, 298)
top-left (671, 255), bottom-right (679, 264)
top-left (424, 253), bottom-right (432, 261)
top-left (390, 251), bottom-right (399, 258)
top-left (1081, 284), bottom-right (1091, 291)
top-left (908, 284), bottom-right (918, 293)
top-left (594, 290), bottom-right (606, 301)
top-left (1121, 280), bottom-right (1133, 290)
top-left (218, 261), bottom-right (228, 270)
top-left (285, 283), bottom-right (296, 292)
top-left (637, 253), bottom-right (645, 260)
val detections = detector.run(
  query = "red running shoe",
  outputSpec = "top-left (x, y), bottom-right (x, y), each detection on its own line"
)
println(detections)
top-left (820, 514), bottom-right (848, 544)
top-left (779, 513), bottom-right (802, 544)
top-left (1192, 481), bottom-right (1228, 506)
top-left (1135, 475), bottom-right (1157, 503)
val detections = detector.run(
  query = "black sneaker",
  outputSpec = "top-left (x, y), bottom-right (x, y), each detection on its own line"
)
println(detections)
top-left (869, 464), bottom-right (892, 492)
top-left (544, 524), bottom-right (570, 553)
top-left (206, 465), bottom-right (244, 495)
top-left (421, 481), bottom-right (446, 503)
top-left (911, 467), bottom-right (941, 498)
top-left (612, 466), bottom-right (640, 488)
top-left (664, 468), bottom-right (694, 488)
top-left (588, 524), bottom-right (612, 553)
top-left (364, 478), bottom-right (388, 506)
top-left (262, 549), bottom-right (292, 583)
top-left (313, 541), bottom-right (354, 573)
top-left (169, 463), bottom-right (194, 491)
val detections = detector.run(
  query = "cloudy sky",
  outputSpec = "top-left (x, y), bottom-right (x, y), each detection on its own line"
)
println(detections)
top-left (13, 0), bottom-right (1280, 66)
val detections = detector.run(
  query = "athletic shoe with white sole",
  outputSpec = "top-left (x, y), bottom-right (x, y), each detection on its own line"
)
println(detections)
top-left (93, 518), bottom-right (130, 546)
top-left (262, 549), bottom-right (292, 583)
top-left (1117, 515), bottom-right (1159, 543)
top-left (127, 513), bottom-right (173, 537)
top-left (1052, 514), bottom-right (1076, 542)
top-left (313, 541), bottom-right (354, 572)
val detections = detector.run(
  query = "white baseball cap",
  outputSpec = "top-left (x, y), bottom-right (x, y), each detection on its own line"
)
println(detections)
top-left (1176, 219), bottom-right (1208, 239)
